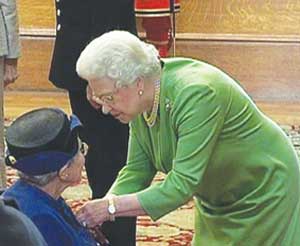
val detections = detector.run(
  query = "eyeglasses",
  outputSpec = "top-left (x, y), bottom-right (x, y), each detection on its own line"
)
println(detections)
top-left (78, 139), bottom-right (89, 156)
top-left (92, 91), bottom-right (116, 105)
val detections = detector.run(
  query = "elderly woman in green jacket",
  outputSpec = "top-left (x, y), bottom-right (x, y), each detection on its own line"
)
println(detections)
top-left (76, 30), bottom-right (300, 245)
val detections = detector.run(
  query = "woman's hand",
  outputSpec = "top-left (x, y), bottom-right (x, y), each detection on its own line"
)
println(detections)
top-left (77, 194), bottom-right (146, 228)
top-left (4, 58), bottom-right (19, 87)
top-left (86, 84), bottom-right (102, 110)
top-left (76, 198), bottom-right (110, 228)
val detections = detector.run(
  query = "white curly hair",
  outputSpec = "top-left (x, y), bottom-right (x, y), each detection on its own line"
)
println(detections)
top-left (76, 30), bottom-right (161, 87)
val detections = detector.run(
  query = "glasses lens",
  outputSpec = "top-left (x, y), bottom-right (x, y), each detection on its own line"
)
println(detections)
top-left (102, 94), bottom-right (114, 104)
top-left (92, 91), bottom-right (114, 105)
top-left (80, 141), bottom-right (89, 156)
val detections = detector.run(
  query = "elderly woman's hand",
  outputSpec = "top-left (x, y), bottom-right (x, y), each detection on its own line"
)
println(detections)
top-left (77, 194), bottom-right (146, 228)
top-left (4, 58), bottom-right (19, 87)
top-left (76, 198), bottom-right (110, 228)
top-left (86, 85), bottom-right (102, 110)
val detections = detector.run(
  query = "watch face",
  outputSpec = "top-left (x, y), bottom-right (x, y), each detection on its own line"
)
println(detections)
top-left (108, 205), bottom-right (116, 214)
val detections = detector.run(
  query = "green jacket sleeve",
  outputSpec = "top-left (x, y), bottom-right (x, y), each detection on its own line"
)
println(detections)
top-left (109, 127), bottom-right (157, 195)
top-left (137, 84), bottom-right (226, 220)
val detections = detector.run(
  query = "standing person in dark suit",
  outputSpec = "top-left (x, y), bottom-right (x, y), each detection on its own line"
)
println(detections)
top-left (48, 1), bottom-right (137, 245)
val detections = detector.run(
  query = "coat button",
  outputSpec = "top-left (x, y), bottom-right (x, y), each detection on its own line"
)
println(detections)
top-left (57, 9), bottom-right (61, 16)
top-left (57, 24), bottom-right (61, 31)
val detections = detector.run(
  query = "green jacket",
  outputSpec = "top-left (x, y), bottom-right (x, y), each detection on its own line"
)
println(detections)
top-left (111, 58), bottom-right (300, 245)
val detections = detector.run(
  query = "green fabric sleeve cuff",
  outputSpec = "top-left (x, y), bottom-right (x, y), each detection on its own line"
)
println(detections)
top-left (137, 186), bottom-right (164, 221)
top-left (136, 181), bottom-right (190, 221)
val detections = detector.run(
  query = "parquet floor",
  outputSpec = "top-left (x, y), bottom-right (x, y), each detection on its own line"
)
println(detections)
top-left (4, 91), bottom-right (71, 119)
top-left (4, 91), bottom-right (300, 126)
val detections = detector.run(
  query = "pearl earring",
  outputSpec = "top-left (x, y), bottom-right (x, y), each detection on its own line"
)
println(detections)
top-left (138, 90), bottom-right (144, 96)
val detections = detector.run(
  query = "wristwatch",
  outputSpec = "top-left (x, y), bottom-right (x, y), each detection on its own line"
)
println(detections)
top-left (107, 197), bottom-right (116, 221)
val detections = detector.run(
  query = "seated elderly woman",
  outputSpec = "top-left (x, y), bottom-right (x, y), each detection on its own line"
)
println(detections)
top-left (2, 108), bottom-right (108, 246)
top-left (75, 30), bottom-right (300, 245)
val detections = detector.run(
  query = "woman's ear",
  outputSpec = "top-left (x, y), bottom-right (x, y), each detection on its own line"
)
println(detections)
top-left (136, 77), bottom-right (145, 91)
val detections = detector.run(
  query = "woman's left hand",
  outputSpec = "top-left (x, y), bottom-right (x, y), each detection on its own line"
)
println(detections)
top-left (76, 198), bottom-right (110, 228)
top-left (4, 58), bottom-right (19, 87)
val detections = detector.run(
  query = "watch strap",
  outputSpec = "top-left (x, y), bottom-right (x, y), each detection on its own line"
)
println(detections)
top-left (108, 197), bottom-right (116, 221)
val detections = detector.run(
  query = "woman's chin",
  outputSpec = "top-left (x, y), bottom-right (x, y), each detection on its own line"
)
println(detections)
top-left (115, 114), bottom-right (131, 124)
top-left (116, 111), bottom-right (142, 123)
top-left (118, 118), bottom-right (130, 124)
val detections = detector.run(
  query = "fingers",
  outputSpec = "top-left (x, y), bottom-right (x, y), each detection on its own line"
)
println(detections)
top-left (76, 199), bottom-right (109, 228)
top-left (4, 70), bottom-right (19, 86)
top-left (93, 225), bottom-right (110, 246)
top-left (3, 63), bottom-right (19, 87)
top-left (4, 74), bottom-right (19, 87)
top-left (76, 205), bottom-right (90, 225)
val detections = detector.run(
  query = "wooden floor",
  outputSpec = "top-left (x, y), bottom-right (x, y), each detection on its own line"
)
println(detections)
top-left (4, 91), bottom-right (71, 119)
top-left (4, 91), bottom-right (300, 126)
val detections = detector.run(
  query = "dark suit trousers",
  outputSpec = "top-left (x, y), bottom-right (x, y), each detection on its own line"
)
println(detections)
top-left (69, 90), bottom-right (136, 246)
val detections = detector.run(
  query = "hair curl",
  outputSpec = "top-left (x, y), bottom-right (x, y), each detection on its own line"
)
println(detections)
top-left (18, 157), bottom-right (76, 187)
top-left (76, 30), bottom-right (161, 87)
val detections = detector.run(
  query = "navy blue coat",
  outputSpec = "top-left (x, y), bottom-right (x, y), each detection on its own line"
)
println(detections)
top-left (3, 180), bottom-right (97, 246)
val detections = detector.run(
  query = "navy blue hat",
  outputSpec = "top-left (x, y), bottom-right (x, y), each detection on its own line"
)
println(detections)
top-left (5, 108), bottom-right (82, 176)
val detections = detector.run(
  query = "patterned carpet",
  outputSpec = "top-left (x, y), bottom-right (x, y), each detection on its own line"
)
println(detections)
top-left (4, 124), bottom-right (300, 246)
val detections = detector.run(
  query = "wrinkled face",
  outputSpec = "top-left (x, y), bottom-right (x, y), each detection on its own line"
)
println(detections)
top-left (89, 77), bottom-right (144, 123)
top-left (64, 140), bottom-right (88, 186)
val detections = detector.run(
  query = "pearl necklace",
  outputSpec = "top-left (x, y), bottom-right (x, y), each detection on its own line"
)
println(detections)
top-left (143, 80), bottom-right (160, 127)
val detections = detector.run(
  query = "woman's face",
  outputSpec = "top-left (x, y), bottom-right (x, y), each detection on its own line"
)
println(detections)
top-left (65, 149), bottom-right (85, 186)
top-left (89, 77), bottom-right (144, 123)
